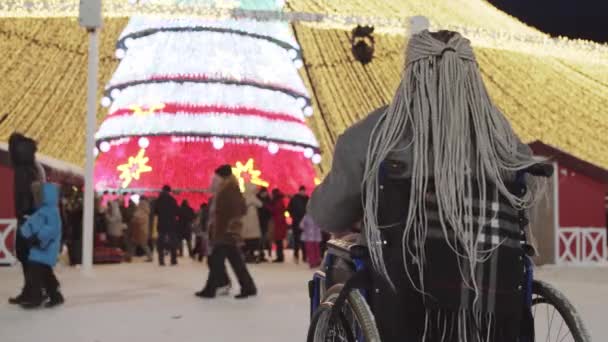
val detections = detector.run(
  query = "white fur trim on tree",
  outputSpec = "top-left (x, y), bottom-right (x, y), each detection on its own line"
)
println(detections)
top-left (108, 82), bottom-right (306, 121)
top-left (119, 17), bottom-right (299, 49)
top-left (110, 30), bottom-right (308, 94)
top-left (95, 113), bottom-right (319, 147)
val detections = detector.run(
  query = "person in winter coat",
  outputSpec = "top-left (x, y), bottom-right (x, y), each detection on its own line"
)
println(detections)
top-left (147, 197), bottom-right (157, 252)
top-left (120, 193), bottom-right (137, 226)
top-left (126, 197), bottom-right (153, 262)
top-left (66, 196), bottom-right (83, 266)
top-left (241, 182), bottom-right (262, 263)
top-left (256, 188), bottom-right (272, 261)
top-left (8, 133), bottom-right (46, 305)
top-left (270, 188), bottom-right (288, 263)
top-left (287, 186), bottom-right (309, 262)
top-left (309, 30), bottom-right (546, 342)
top-left (93, 195), bottom-right (107, 235)
top-left (300, 214), bottom-right (322, 268)
top-left (177, 200), bottom-right (195, 258)
top-left (105, 199), bottom-right (126, 248)
top-left (192, 203), bottom-right (209, 262)
top-left (154, 185), bottom-right (179, 266)
top-left (19, 182), bottom-right (64, 308)
top-left (197, 165), bottom-right (257, 299)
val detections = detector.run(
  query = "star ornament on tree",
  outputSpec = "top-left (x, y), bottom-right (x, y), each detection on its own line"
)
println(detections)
top-left (129, 103), bottom-right (166, 117)
top-left (232, 158), bottom-right (269, 192)
top-left (117, 149), bottom-right (153, 188)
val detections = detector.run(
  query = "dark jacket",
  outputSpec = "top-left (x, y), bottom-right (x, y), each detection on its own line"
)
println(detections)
top-left (257, 194), bottom-right (272, 232)
top-left (121, 200), bottom-right (137, 224)
top-left (210, 178), bottom-right (247, 245)
top-left (154, 191), bottom-right (178, 233)
top-left (178, 203), bottom-right (196, 237)
top-left (270, 196), bottom-right (288, 241)
top-left (288, 193), bottom-right (309, 227)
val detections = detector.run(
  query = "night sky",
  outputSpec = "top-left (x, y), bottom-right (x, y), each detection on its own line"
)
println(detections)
top-left (488, 0), bottom-right (608, 43)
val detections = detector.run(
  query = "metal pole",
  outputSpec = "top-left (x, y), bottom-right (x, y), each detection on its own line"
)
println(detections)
top-left (82, 28), bottom-right (99, 275)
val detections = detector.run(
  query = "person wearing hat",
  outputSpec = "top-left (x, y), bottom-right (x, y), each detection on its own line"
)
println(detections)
top-left (153, 185), bottom-right (179, 266)
top-left (197, 165), bottom-right (257, 299)
top-left (8, 132), bottom-right (46, 305)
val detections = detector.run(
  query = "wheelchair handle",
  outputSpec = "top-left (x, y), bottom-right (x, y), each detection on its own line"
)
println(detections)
top-left (519, 163), bottom-right (553, 178)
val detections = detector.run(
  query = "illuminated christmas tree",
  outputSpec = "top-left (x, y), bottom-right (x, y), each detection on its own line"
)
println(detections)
top-left (94, 1), bottom-right (320, 203)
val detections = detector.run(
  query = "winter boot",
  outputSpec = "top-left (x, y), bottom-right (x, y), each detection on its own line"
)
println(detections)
top-left (45, 291), bottom-right (65, 308)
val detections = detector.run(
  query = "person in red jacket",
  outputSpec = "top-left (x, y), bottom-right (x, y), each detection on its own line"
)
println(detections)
top-left (269, 189), bottom-right (287, 263)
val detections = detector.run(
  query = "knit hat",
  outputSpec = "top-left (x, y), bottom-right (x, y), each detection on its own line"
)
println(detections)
top-left (215, 164), bottom-right (233, 178)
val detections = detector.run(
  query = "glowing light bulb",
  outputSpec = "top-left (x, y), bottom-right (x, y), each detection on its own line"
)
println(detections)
top-left (138, 137), bottom-right (150, 149)
top-left (115, 49), bottom-right (126, 59)
top-left (296, 97), bottom-right (307, 109)
top-left (101, 97), bottom-right (111, 107)
top-left (110, 88), bottom-right (121, 99)
top-left (124, 37), bottom-right (134, 48)
top-left (99, 141), bottom-right (111, 153)
top-left (303, 106), bottom-right (314, 117)
top-left (288, 49), bottom-right (298, 60)
top-left (268, 142), bottom-right (279, 154)
top-left (212, 138), bottom-right (224, 150)
top-left (304, 148), bottom-right (314, 158)
top-left (312, 154), bottom-right (322, 164)
top-left (294, 59), bottom-right (303, 69)
top-left (94, 147), bottom-right (99, 157)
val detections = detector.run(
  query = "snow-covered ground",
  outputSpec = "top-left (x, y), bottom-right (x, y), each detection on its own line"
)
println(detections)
top-left (0, 258), bottom-right (606, 341)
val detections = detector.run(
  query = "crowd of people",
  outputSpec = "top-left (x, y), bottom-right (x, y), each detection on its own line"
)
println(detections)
top-left (6, 131), bottom-right (329, 307)
top-left (84, 182), bottom-right (326, 271)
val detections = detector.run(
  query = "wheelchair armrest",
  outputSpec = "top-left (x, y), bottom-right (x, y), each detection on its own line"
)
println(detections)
top-left (327, 235), bottom-right (367, 262)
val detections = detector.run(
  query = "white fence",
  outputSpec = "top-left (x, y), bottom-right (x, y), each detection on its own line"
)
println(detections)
top-left (0, 219), bottom-right (17, 265)
top-left (558, 227), bottom-right (607, 265)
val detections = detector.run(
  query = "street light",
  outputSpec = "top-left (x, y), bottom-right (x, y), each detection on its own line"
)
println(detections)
top-left (78, 0), bottom-right (102, 275)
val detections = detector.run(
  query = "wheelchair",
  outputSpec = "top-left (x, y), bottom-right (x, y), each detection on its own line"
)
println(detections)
top-left (307, 164), bottom-right (591, 342)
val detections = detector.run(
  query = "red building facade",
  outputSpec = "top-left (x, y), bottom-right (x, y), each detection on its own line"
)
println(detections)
top-left (530, 141), bottom-right (608, 264)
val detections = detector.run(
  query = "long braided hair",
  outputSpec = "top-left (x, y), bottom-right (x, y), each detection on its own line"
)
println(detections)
top-left (362, 30), bottom-right (543, 294)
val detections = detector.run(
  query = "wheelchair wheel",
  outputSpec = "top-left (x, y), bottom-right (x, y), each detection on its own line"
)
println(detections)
top-left (307, 284), bottom-right (381, 342)
top-left (532, 280), bottom-right (591, 342)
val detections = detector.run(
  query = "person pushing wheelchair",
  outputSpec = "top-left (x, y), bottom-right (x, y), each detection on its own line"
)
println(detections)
top-left (308, 27), bottom-right (546, 342)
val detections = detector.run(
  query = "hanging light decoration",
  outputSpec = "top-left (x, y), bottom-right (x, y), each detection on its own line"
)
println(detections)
top-left (138, 137), bottom-right (150, 149)
top-left (304, 147), bottom-right (314, 159)
top-left (296, 97), bottom-right (307, 109)
top-left (268, 142), bottom-right (280, 154)
top-left (288, 49), bottom-right (298, 60)
top-left (115, 48), bottom-right (126, 59)
top-left (303, 106), bottom-right (313, 117)
top-left (212, 137), bottom-right (225, 150)
top-left (99, 141), bottom-right (111, 153)
top-left (312, 153), bottom-right (322, 164)
top-left (124, 37), bottom-right (135, 48)
top-left (101, 97), bottom-right (112, 107)
top-left (110, 88), bottom-right (121, 99)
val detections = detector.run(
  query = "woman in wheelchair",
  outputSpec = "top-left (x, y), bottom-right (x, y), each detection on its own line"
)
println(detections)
top-left (308, 29), bottom-right (553, 342)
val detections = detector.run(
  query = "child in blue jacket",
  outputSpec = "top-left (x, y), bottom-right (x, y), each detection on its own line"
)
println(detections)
top-left (19, 182), bottom-right (64, 308)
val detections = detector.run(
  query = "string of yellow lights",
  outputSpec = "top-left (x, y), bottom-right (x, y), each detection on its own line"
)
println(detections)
top-left (0, 17), bottom-right (127, 164)
top-left (293, 24), bottom-right (608, 172)
top-left (0, 16), bottom-right (606, 173)
top-left (1, 0), bottom-right (607, 64)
